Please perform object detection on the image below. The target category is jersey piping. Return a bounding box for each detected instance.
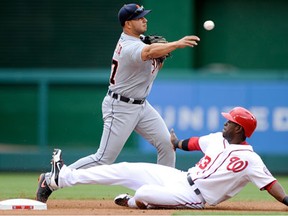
[193,148,253,181]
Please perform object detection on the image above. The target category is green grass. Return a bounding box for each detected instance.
[0,173,287,215]
[0,172,134,200]
[230,176,288,202]
[173,212,287,215]
[1,172,286,201]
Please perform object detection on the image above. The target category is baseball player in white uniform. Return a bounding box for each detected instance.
[66,3,200,170]
[37,107,288,209]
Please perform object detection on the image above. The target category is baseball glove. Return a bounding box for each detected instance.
[140,34,171,63]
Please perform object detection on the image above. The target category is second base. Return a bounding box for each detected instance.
[0,198,47,210]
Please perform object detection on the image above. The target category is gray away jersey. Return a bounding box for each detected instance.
[109,33,162,99]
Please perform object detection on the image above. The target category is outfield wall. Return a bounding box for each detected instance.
[1,1,288,173]
[0,70,287,173]
[1,1,288,70]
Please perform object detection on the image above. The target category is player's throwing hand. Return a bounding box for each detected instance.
[176,35,200,48]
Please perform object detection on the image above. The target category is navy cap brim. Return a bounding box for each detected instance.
[130,10,151,20]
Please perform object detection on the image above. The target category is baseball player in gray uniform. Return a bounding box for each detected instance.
[37,107,288,209]
[67,3,200,169]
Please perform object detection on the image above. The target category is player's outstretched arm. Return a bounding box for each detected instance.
[170,128,182,150]
[170,128,201,151]
[267,181,288,206]
[142,35,200,61]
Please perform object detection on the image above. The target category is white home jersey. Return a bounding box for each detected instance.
[188,132,276,206]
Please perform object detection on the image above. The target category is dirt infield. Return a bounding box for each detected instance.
[0,200,287,215]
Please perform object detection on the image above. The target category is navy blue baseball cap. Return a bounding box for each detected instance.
[118,3,151,27]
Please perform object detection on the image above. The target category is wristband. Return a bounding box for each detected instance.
[283,196,288,206]
[181,139,189,151]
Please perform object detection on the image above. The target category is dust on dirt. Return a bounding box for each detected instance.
[0,200,287,215]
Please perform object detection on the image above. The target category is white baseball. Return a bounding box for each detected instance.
[204,20,215,31]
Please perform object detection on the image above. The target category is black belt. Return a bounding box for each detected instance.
[187,174,201,195]
[108,90,145,105]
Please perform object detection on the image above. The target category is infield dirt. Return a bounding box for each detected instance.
[0,200,287,215]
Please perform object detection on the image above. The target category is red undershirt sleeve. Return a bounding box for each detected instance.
[262,180,277,191]
[181,137,201,151]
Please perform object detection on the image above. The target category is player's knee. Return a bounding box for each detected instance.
[134,185,151,208]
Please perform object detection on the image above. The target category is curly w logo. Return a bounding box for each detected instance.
[227,156,248,173]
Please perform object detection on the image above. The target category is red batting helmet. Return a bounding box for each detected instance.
[221,107,257,138]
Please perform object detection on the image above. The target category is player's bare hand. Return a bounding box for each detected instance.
[170,128,179,150]
[176,35,200,48]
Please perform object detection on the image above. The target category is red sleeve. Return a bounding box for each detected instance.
[262,180,277,191]
[187,137,201,151]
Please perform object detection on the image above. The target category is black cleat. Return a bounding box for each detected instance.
[36,173,52,203]
[114,194,132,207]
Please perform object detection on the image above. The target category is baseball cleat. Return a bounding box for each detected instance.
[36,173,52,203]
[49,148,63,190]
[114,193,132,207]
